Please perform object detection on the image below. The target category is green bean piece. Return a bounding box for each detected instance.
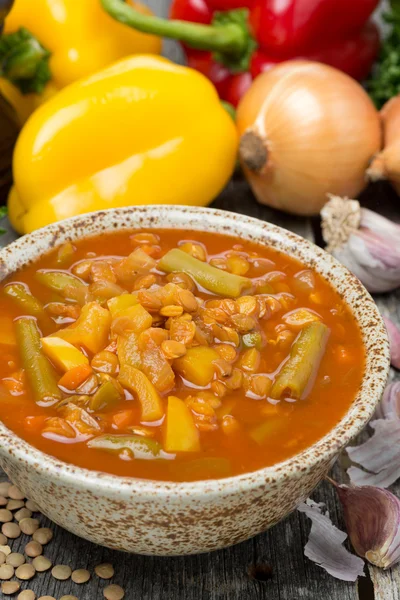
[4,283,53,331]
[271,322,330,400]
[35,270,83,294]
[15,317,62,406]
[87,434,173,460]
[158,249,252,298]
[89,379,123,412]
[242,331,263,349]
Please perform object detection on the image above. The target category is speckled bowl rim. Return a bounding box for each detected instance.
[0,205,390,498]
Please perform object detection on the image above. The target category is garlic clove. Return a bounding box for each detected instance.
[347,418,400,488]
[383,317,400,369]
[321,195,400,293]
[375,381,400,420]
[297,499,365,581]
[333,483,400,570]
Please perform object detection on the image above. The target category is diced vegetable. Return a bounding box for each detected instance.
[88,434,170,460]
[51,302,111,354]
[118,365,164,421]
[113,410,135,429]
[58,364,93,390]
[4,283,52,330]
[41,337,89,372]
[15,318,62,405]
[271,322,330,400]
[164,396,200,452]
[117,333,141,369]
[174,346,219,387]
[89,379,123,412]
[60,402,101,436]
[107,294,138,317]
[111,304,152,335]
[36,270,84,294]
[139,335,175,393]
[158,249,252,298]
[283,308,321,329]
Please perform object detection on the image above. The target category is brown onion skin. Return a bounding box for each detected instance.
[237,61,382,216]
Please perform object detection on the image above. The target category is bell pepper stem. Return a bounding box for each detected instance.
[0,27,51,93]
[101,0,248,57]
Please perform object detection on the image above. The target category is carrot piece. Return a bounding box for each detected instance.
[58,364,93,391]
[113,410,135,430]
[24,415,47,433]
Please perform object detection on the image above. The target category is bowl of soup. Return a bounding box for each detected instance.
[0,206,389,555]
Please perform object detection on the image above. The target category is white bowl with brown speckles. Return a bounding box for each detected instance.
[0,206,390,555]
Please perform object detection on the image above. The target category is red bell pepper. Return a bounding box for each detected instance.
[101,0,380,106]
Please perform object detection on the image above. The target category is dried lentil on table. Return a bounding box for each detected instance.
[25,541,42,558]
[15,508,32,521]
[103,584,125,600]
[95,563,114,579]
[7,486,25,501]
[32,556,52,572]
[6,552,25,567]
[0,545,11,556]
[18,591,36,600]
[2,580,21,595]
[0,551,5,565]
[0,533,7,545]
[2,522,21,538]
[25,501,39,512]
[0,496,8,507]
[32,529,52,545]
[16,563,36,580]
[0,564,14,579]
[51,564,71,580]
[0,509,13,523]
[19,518,40,535]
[60,596,78,600]
[7,500,25,511]
[71,568,90,583]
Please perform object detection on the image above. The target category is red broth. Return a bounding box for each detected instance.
[0,230,364,481]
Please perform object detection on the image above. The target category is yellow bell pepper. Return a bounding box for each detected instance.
[51,302,111,354]
[164,396,200,453]
[0,0,162,125]
[9,55,237,235]
[173,346,220,387]
[118,364,164,421]
[40,337,89,372]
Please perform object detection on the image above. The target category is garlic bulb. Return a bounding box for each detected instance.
[383,317,400,369]
[375,381,400,420]
[334,482,400,570]
[321,195,400,293]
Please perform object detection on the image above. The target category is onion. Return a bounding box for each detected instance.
[368,95,400,194]
[236,61,381,215]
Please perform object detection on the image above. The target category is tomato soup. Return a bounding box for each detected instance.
[0,230,364,481]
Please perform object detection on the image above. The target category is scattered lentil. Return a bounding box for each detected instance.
[14,508,32,522]
[2,522,21,539]
[25,541,43,558]
[0,545,11,556]
[32,556,51,572]
[0,564,14,580]
[17,591,36,600]
[0,497,8,507]
[51,564,71,580]
[1,580,20,595]
[71,568,90,584]
[0,533,7,545]
[6,553,25,568]
[60,596,78,600]
[0,510,13,523]
[0,483,10,496]
[95,563,114,579]
[19,518,39,536]
[0,551,5,565]
[7,500,25,511]
[103,584,125,600]
[32,529,53,545]
[7,487,24,501]
[15,564,35,580]
[24,501,39,513]
[37,597,55,600]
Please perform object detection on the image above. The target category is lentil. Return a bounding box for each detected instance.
[15,564,35,580]
[6,553,25,568]
[95,563,114,579]
[0,510,13,523]
[51,564,71,580]
[14,508,32,522]
[24,501,39,513]
[103,584,125,600]
[18,591,36,600]
[37,597,56,600]
[1,581,20,595]
[7,487,24,501]
[0,564,14,579]
[32,556,51,573]
[25,541,43,558]
[71,568,90,584]
[0,545,11,556]
[0,534,6,545]
[0,497,8,507]
[0,551,5,565]
[60,597,78,600]
[19,518,39,536]
[2,523,21,539]
[32,529,53,545]
[7,500,25,511]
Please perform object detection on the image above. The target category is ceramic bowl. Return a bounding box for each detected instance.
[0,206,390,556]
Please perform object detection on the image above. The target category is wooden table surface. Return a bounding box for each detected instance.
[0,1,399,597]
